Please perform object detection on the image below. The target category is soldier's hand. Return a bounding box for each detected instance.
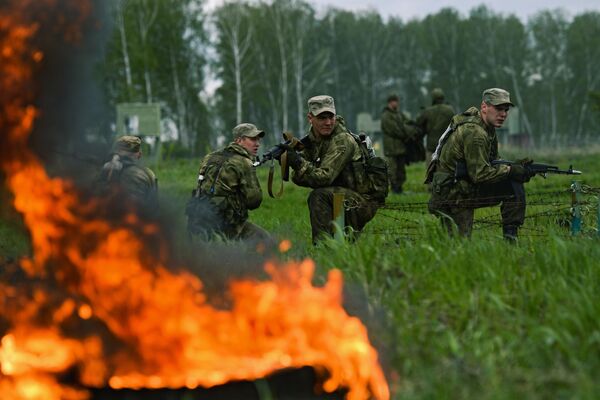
[508,164,532,183]
[517,158,534,166]
[280,144,303,169]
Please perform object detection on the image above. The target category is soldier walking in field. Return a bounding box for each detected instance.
[426,88,532,240]
[416,88,455,167]
[98,135,158,210]
[284,95,387,243]
[380,94,419,194]
[185,123,271,243]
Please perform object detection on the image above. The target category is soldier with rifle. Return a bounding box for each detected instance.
[426,88,580,241]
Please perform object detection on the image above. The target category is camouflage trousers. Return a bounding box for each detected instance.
[307,187,379,244]
[235,221,273,245]
[433,179,526,237]
[386,155,406,193]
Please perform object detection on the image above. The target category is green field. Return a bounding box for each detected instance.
[2,150,600,399]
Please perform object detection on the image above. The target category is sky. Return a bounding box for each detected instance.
[204,0,600,21]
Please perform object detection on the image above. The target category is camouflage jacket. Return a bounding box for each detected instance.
[197,142,262,228]
[416,103,455,152]
[432,107,510,202]
[292,116,365,191]
[380,106,416,156]
[98,155,158,207]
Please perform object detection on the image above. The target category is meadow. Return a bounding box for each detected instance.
[1,149,600,399]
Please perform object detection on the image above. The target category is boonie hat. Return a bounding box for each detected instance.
[308,95,336,116]
[233,123,265,139]
[482,88,514,107]
[387,94,400,103]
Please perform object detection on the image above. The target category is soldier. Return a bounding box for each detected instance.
[98,135,158,209]
[426,88,531,240]
[380,94,418,194]
[286,95,384,243]
[186,123,270,243]
[416,88,454,166]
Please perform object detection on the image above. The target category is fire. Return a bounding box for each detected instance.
[0,1,390,400]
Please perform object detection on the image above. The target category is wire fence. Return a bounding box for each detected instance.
[363,183,600,239]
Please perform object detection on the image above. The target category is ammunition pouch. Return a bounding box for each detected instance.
[428,171,454,214]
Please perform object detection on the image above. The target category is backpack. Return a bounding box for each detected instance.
[349,131,389,203]
[185,150,237,237]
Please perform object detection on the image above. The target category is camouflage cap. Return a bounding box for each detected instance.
[431,88,445,100]
[308,95,336,116]
[232,123,265,139]
[387,93,400,103]
[115,135,142,153]
[482,88,514,107]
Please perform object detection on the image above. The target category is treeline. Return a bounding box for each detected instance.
[99,0,600,153]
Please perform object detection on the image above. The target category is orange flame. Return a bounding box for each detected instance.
[0,2,390,400]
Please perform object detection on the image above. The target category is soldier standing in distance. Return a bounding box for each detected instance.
[285,95,382,243]
[416,88,454,167]
[380,94,418,194]
[98,135,158,210]
[426,88,532,241]
[188,123,271,243]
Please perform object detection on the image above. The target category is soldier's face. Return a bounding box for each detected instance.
[388,100,399,110]
[308,112,336,137]
[237,136,261,156]
[481,102,510,128]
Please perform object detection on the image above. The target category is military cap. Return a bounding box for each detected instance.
[387,94,400,103]
[308,95,336,116]
[232,123,265,139]
[482,88,514,107]
[431,88,445,100]
[115,135,142,153]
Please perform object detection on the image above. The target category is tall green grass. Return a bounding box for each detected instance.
[1,152,599,399]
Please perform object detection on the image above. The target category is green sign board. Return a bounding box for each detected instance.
[116,103,161,137]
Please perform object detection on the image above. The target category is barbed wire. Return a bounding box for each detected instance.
[363,186,600,238]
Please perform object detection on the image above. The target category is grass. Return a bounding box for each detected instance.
[2,151,600,399]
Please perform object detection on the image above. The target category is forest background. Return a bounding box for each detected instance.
[98,0,600,157]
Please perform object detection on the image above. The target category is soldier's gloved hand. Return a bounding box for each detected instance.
[285,150,303,170]
[508,164,532,183]
[517,158,534,166]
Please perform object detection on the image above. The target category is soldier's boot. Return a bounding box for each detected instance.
[502,225,518,243]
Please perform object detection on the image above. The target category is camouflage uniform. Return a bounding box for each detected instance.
[98,135,158,210]
[427,94,526,238]
[291,96,381,243]
[380,97,417,193]
[416,88,455,165]
[192,125,269,242]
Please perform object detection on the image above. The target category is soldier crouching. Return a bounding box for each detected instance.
[186,123,271,244]
[426,88,531,240]
[285,95,386,243]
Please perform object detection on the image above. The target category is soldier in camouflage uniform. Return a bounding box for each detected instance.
[98,135,158,209]
[189,123,270,242]
[380,94,418,194]
[426,88,531,240]
[416,88,455,166]
[287,95,381,243]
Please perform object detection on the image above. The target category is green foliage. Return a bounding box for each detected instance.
[2,150,600,398]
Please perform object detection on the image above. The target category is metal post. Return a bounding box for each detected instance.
[332,192,345,241]
[597,194,600,237]
[571,180,582,236]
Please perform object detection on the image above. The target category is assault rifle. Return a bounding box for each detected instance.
[491,160,582,177]
[255,132,311,198]
[257,132,310,166]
